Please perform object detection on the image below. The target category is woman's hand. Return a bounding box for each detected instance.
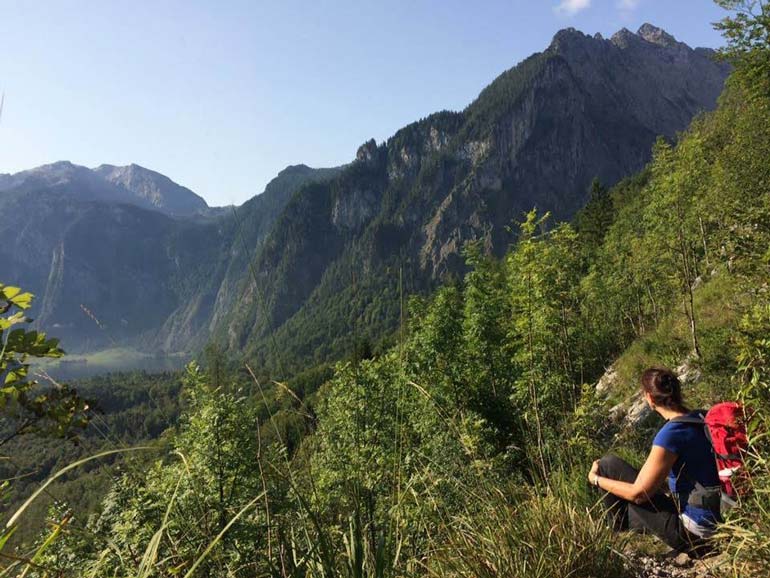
[592,447,676,504]
[588,459,600,484]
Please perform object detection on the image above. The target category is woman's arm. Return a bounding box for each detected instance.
[589,446,677,504]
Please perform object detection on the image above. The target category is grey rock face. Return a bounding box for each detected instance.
[602,356,704,429]
[355,139,379,163]
[0,161,209,217]
[637,23,679,48]
[94,163,208,216]
[595,363,619,396]
[332,188,379,231]
[416,24,729,276]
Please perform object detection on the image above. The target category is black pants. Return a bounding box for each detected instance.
[597,454,707,555]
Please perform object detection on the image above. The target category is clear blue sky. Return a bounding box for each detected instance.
[0,0,728,206]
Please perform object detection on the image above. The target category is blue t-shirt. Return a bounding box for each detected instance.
[653,411,721,528]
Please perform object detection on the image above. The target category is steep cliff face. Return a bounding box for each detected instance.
[153,164,344,352]
[0,24,731,366]
[415,25,729,276]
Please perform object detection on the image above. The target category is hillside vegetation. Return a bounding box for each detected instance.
[0,372,184,547]
[2,2,770,577]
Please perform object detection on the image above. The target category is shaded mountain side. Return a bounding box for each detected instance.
[152,164,345,352]
[0,164,340,351]
[213,24,730,373]
[0,192,226,349]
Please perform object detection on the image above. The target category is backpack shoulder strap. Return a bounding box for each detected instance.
[670,412,740,460]
[670,412,716,449]
[670,415,705,425]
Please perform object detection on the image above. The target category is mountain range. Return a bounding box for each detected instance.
[0,161,209,217]
[1,24,730,373]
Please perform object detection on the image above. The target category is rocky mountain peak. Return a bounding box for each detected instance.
[27,160,85,179]
[637,23,679,48]
[608,23,683,50]
[356,139,378,163]
[279,164,311,174]
[42,160,77,170]
[0,160,97,191]
[609,27,637,47]
[94,163,208,216]
[551,23,684,57]
[0,161,208,217]
[549,27,593,52]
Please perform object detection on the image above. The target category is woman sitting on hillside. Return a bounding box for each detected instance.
[588,367,721,555]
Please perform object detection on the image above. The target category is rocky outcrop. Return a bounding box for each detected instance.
[332,188,379,231]
[355,139,379,163]
[627,549,729,578]
[597,356,704,428]
[637,23,680,48]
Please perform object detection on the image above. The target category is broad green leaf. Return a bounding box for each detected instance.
[0,311,28,330]
[1,286,20,299]
[6,446,158,528]
[1,286,33,310]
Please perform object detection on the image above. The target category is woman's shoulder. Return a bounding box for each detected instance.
[654,412,707,447]
[653,420,678,451]
[653,415,696,451]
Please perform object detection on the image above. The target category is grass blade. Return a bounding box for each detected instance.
[181,492,264,578]
[6,446,157,528]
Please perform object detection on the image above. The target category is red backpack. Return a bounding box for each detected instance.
[704,402,749,498]
[674,402,749,499]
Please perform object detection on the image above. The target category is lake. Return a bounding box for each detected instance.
[30,348,192,381]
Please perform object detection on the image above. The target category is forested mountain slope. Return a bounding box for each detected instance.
[0,24,728,372]
[213,24,730,373]
[4,4,770,576]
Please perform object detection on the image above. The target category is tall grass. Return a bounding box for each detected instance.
[427,481,631,578]
[715,302,770,576]
[0,447,157,577]
[0,381,636,578]
[716,444,770,577]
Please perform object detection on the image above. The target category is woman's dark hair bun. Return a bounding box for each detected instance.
[640,367,686,412]
[658,373,676,393]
